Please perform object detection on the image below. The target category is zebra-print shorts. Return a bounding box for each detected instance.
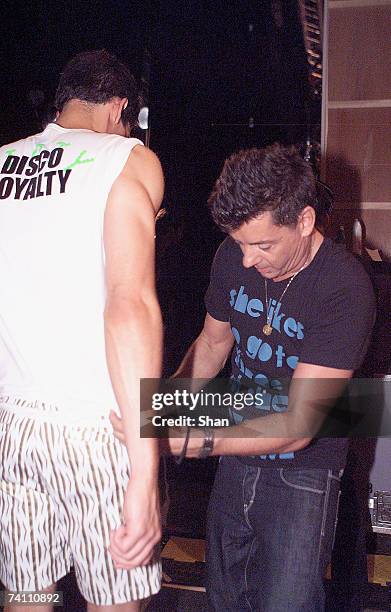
[0,407,161,605]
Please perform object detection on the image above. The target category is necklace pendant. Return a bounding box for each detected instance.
[262,323,273,336]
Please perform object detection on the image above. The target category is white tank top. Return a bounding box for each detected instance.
[0,123,143,425]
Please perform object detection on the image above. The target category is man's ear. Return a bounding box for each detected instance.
[298,206,316,237]
[111,97,128,125]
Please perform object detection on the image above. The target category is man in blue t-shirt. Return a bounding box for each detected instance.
[169,145,375,611]
[112,144,375,611]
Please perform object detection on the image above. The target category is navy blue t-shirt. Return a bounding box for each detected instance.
[205,236,376,469]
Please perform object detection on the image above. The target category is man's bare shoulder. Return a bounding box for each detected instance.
[122,145,162,179]
[118,145,164,211]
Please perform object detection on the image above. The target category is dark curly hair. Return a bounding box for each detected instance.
[55,50,140,129]
[208,143,316,232]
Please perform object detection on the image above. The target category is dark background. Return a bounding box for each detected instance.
[0,0,314,367]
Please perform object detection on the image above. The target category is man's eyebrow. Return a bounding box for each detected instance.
[249,240,275,246]
[234,238,277,246]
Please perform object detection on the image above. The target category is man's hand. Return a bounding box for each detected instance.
[166,427,205,457]
[110,410,204,458]
[109,478,161,569]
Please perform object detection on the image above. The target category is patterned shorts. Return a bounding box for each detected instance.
[0,407,161,605]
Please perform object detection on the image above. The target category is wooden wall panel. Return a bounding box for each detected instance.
[323,1,391,261]
[326,108,391,204]
[329,5,391,101]
[327,108,391,166]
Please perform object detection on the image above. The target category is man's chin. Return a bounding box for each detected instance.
[255,267,275,278]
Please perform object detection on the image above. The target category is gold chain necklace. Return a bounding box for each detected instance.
[262,264,306,336]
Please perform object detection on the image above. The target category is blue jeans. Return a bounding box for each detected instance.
[206,457,342,612]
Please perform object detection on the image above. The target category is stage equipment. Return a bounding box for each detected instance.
[138,48,151,146]
[371,490,391,531]
[297,0,323,99]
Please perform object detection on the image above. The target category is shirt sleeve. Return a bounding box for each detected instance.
[204,239,232,322]
[299,275,376,370]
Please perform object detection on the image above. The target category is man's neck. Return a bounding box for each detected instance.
[55,101,105,133]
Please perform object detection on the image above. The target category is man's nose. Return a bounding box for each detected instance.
[242,245,260,268]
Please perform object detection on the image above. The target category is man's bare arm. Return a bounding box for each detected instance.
[173,314,234,380]
[110,310,352,460]
[109,313,234,444]
[182,362,353,457]
[171,317,350,457]
[104,146,163,568]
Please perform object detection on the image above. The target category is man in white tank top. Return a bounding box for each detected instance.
[0,50,164,611]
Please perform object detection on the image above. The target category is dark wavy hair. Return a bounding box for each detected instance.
[55,50,140,129]
[208,143,316,232]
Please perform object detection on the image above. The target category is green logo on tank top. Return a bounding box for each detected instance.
[65,150,95,171]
